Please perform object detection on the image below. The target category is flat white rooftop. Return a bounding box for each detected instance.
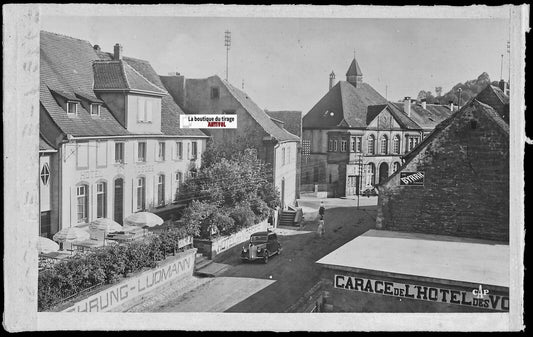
[317,230,509,288]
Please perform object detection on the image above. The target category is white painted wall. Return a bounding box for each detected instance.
[59,137,206,229]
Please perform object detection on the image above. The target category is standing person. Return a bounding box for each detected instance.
[317,215,325,237]
[318,201,326,218]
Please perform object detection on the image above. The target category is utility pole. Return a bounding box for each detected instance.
[224,30,231,81]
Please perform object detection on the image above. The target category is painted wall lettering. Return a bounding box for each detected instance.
[399,171,425,186]
[333,275,508,312]
[62,250,195,312]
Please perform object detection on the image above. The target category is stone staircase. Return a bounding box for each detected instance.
[279,209,297,227]
[194,252,230,277]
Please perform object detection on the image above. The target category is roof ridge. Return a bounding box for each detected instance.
[41,30,93,45]
[120,61,131,89]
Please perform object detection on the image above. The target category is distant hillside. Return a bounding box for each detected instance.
[415,72,506,105]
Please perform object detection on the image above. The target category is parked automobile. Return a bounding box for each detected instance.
[241,230,282,264]
[362,187,378,197]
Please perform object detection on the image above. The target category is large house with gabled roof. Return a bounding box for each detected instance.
[161,74,300,209]
[39,31,209,238]
[302,57,453,197]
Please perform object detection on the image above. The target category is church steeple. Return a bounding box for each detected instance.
[346,57,363,87]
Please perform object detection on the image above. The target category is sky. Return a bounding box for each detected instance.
[42,16,510,115]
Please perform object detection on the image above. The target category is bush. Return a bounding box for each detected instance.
[229,205,256,230]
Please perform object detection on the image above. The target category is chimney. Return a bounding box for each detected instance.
[421,98,427,110]
[93,45,101,52]
[329,71,336,90]
[403,97,411,117]
[113,43,123,60]
[449,100,455,111]
[499,79,506,92]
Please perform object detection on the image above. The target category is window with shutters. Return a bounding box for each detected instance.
[76,184,89,223]
[96,182,107,218]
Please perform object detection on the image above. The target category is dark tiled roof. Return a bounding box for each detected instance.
[219,78,299,142]
[75,92,103,103]
[39,135,57,151]
[390,102,453,129]
[40,31,206,138]
[264,110,302,138]
[50,89,79,101]
[385,103,423,129]
[475,84,510,123]
[93,60,166,95]
[346,57,363,76]
[303,81,387,128]
[40,31,131,137]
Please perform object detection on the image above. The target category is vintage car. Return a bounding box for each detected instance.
[241,231,282,264]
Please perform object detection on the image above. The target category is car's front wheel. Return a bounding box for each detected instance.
[263,251,269,264]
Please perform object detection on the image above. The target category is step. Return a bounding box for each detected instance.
[195,258,213,271]
[194,262,230,277]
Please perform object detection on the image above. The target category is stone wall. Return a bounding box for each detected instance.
[194,220,269,259]
[377,102,509,242]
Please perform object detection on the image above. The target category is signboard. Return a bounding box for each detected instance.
[334,275,509,312]
[399,171,425,186]
[62,251,195,312]
[180,114,237,129]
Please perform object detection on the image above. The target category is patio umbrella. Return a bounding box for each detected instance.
[89,218,123,233]
[52,226,90,243]
[124,212,164,228]
[37,236,59,253]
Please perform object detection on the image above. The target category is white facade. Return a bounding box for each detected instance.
[59,137,206,228]
[274,141,298,209]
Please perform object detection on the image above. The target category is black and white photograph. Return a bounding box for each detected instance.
[3,3,527,332]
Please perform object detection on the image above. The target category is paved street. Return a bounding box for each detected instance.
[140,199,377,312]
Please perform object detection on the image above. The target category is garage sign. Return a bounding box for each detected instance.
[334,275,509,311]
[400,171,424,186]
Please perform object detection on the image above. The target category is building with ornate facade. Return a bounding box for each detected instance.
[301,57,453,197]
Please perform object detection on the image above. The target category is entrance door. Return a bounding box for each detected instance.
[347,175,358,196]
[114,178,124,225]
[379,163,389,184]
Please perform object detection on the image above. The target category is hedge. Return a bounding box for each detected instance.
[38,226,190,311]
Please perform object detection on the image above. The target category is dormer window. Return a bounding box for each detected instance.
[67,101,78,115]
[90,103,101,116]
[137,97,153,123]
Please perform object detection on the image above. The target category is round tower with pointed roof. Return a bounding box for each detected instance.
[346,57,363,87]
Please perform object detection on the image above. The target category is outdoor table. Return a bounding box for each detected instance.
[39,251,72,260]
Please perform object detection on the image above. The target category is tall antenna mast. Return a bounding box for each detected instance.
[507,40,510,83]
[224,30,231,81]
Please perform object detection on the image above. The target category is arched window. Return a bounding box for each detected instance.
[136,177,146,211]
[96,182,107,218]
[174,172,182,202]
[76,184,89,223]
[157,174,166,206]
[393,162,401,173]
[367,135,375,155]
[380,135,388,154]
[393,136,401,154]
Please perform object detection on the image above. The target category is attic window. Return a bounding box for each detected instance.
[90,103,101,116]
[67,101,78,115]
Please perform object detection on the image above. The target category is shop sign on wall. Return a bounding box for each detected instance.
[334,275,509,311]
[399,171,424,186]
